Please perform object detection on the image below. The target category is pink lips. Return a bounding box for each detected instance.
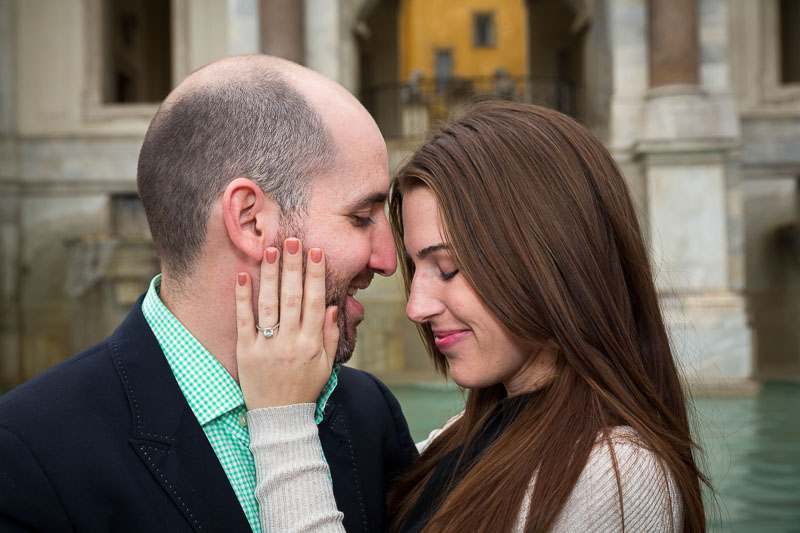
[433,330,470,350]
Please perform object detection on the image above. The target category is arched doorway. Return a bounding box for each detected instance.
[526,0,587,120]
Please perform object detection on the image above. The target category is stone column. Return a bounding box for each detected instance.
[259,0,304,64]
[305,0,341,83]
[228,0,260,56]
[635,0,752,388]
[648,0,698,87]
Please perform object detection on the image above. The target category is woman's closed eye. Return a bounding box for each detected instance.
[440,269,459,281]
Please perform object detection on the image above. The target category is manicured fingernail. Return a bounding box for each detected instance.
[286,238,300,255]
[265,248,278,264]
[332,307,339,322]
[237,273,247,286]
[310,248,323,263]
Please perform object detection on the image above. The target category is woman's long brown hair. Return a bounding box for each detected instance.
[387,102,708,532]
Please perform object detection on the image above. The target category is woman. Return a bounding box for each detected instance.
[236,101,708,532]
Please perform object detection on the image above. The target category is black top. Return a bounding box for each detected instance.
[402,392,537,532]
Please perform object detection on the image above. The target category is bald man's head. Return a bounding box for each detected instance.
[137,55,344,279]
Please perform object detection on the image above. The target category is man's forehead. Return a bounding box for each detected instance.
[309,173,389,210]
[309,145,389,203]
[321,100,388,172]
[310,103,389,211]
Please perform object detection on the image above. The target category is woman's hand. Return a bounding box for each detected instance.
[235,238,339,410]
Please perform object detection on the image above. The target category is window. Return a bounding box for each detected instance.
[103,0,172,103]
[780,0,800,83]
[473,12,495,48]
[435,49,453,93]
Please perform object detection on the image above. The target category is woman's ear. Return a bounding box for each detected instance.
[222,178,280,261]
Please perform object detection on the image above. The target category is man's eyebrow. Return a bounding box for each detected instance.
[416,243,450,259]
[345,192,388,210]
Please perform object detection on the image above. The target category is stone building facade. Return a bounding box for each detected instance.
[1,0,798,390]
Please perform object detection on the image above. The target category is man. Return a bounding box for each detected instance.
[0,56,416,532]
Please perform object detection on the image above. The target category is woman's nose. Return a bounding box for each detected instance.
[405,276,443,323]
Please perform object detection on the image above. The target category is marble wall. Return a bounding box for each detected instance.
[607,0,648,151]
[730,0,800,379]
[648,162,728,292]
[228,0,260,55]
[305,0,341,85]
[0,0,431,387]
[663,292,751,386]
[0,0,237,386]
[742,176,800,378]
[609,0,753,384]
[3,0,798,389]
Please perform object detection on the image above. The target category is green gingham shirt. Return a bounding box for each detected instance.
[142,275,339,532]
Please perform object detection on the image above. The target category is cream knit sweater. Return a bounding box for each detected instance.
[248,406,683,533]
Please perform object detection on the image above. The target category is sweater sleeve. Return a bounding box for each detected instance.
[550,431,683,533]
[247,404,345,533]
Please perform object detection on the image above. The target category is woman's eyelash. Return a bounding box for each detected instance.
[440,269,459,281]
[350,215,375,227]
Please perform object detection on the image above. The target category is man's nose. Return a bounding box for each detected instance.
[368,215,397,277]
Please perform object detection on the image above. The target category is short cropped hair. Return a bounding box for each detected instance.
[137,66,334,279]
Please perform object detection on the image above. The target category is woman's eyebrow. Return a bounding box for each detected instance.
[416,243,450,259]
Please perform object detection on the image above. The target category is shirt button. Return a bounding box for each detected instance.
[239,413,248,427]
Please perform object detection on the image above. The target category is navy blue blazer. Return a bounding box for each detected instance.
[0,296,417,532]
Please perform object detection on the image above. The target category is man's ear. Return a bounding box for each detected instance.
[222,178,280,261]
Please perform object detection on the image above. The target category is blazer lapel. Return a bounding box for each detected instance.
[110,299,251,532]
[319,401,371,532]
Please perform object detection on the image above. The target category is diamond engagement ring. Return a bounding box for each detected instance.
[255,323,280,338]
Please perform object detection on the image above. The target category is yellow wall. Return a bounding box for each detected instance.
[399,0,527,82]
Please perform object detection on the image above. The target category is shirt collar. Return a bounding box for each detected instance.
[141,274,339,426]
[142,275,243,425]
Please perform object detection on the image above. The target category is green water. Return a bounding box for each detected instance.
[388,381,800,533]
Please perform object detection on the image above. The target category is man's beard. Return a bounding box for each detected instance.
[273,223,371,364]
[328,269,373,364]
